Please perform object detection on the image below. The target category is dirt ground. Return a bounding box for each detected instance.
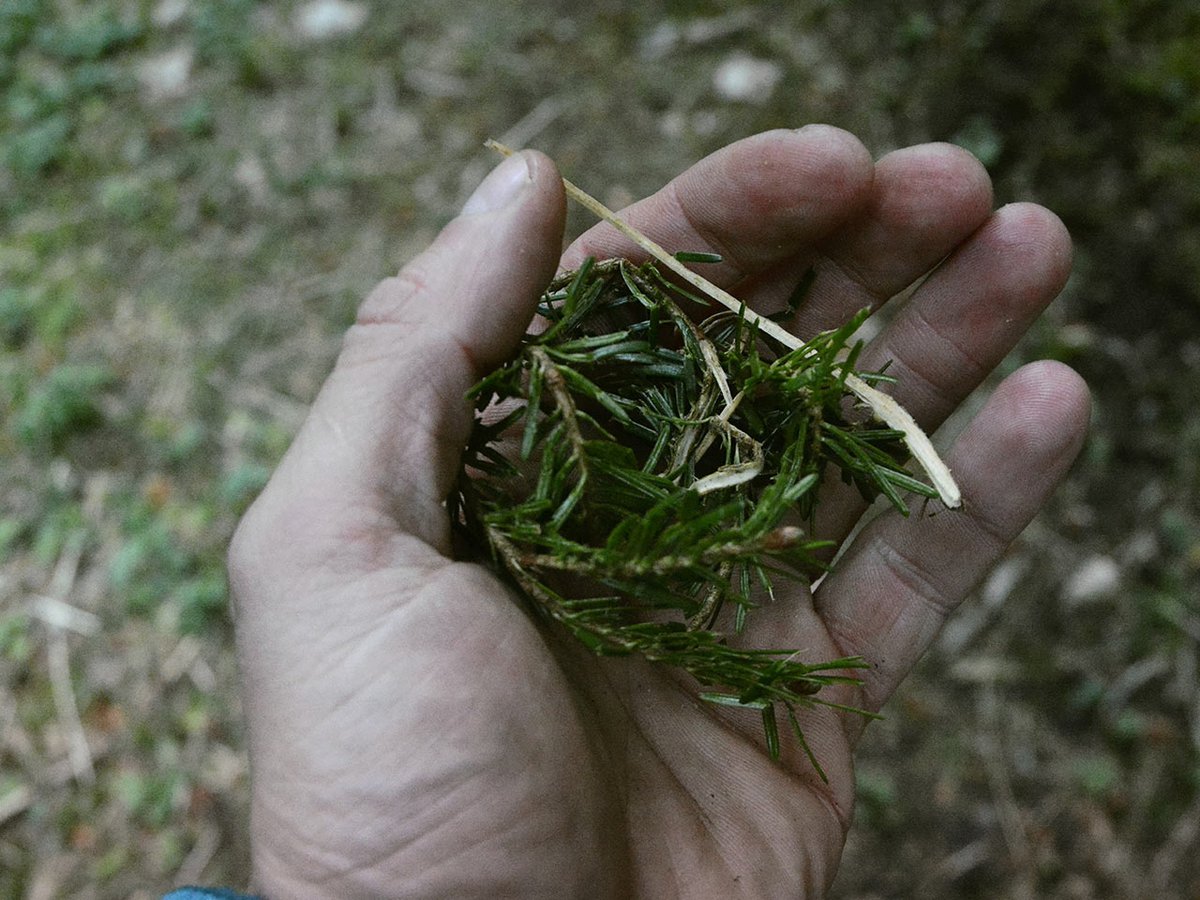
[2,1,1198,897]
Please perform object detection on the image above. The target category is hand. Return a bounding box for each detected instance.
[228,127,1089,898]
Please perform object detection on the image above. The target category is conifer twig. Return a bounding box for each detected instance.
[455,143,960,771]
[486,139,961,509]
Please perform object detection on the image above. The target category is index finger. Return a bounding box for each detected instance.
[560,125,875,288]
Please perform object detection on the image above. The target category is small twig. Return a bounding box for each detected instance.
[487,139,961,509]
[518,529,806,579]
[920,839,991,888]
[47,633,94,785]
[693,389,746,461]
[175,822,221,886]
[688,561,734,631]
[38,531,95,785]
[691,419,763,496]
[30,594,101,635]
[46,529,86,598]
[498,98,564,154]
[669,372,720,474]
[530,346,587,459]
[0,782,33,827]
[487,526,638,655]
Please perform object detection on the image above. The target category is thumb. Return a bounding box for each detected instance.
[257,151,566,552]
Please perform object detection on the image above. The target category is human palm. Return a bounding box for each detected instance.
[229,127,1088,898]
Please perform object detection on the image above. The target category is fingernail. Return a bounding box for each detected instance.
[461,153,532,215]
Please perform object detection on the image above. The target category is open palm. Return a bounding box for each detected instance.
[228,127,1088,898]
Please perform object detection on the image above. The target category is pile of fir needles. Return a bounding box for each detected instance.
[452,254,946,770]
[452,143,960,771]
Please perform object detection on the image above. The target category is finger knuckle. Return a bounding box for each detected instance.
[355,260,435,328]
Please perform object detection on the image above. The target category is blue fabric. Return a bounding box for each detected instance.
[163,889,260,900]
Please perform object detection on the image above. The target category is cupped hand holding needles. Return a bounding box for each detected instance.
[229,126,1088,897]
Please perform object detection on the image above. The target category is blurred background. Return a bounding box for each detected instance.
[1,0,1198,896]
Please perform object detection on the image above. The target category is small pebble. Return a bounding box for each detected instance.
[138,47,193,102]
[295,0,368,41]
[1062,555,1121,605]
[152,0,189,29]
[713,54,783,104]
